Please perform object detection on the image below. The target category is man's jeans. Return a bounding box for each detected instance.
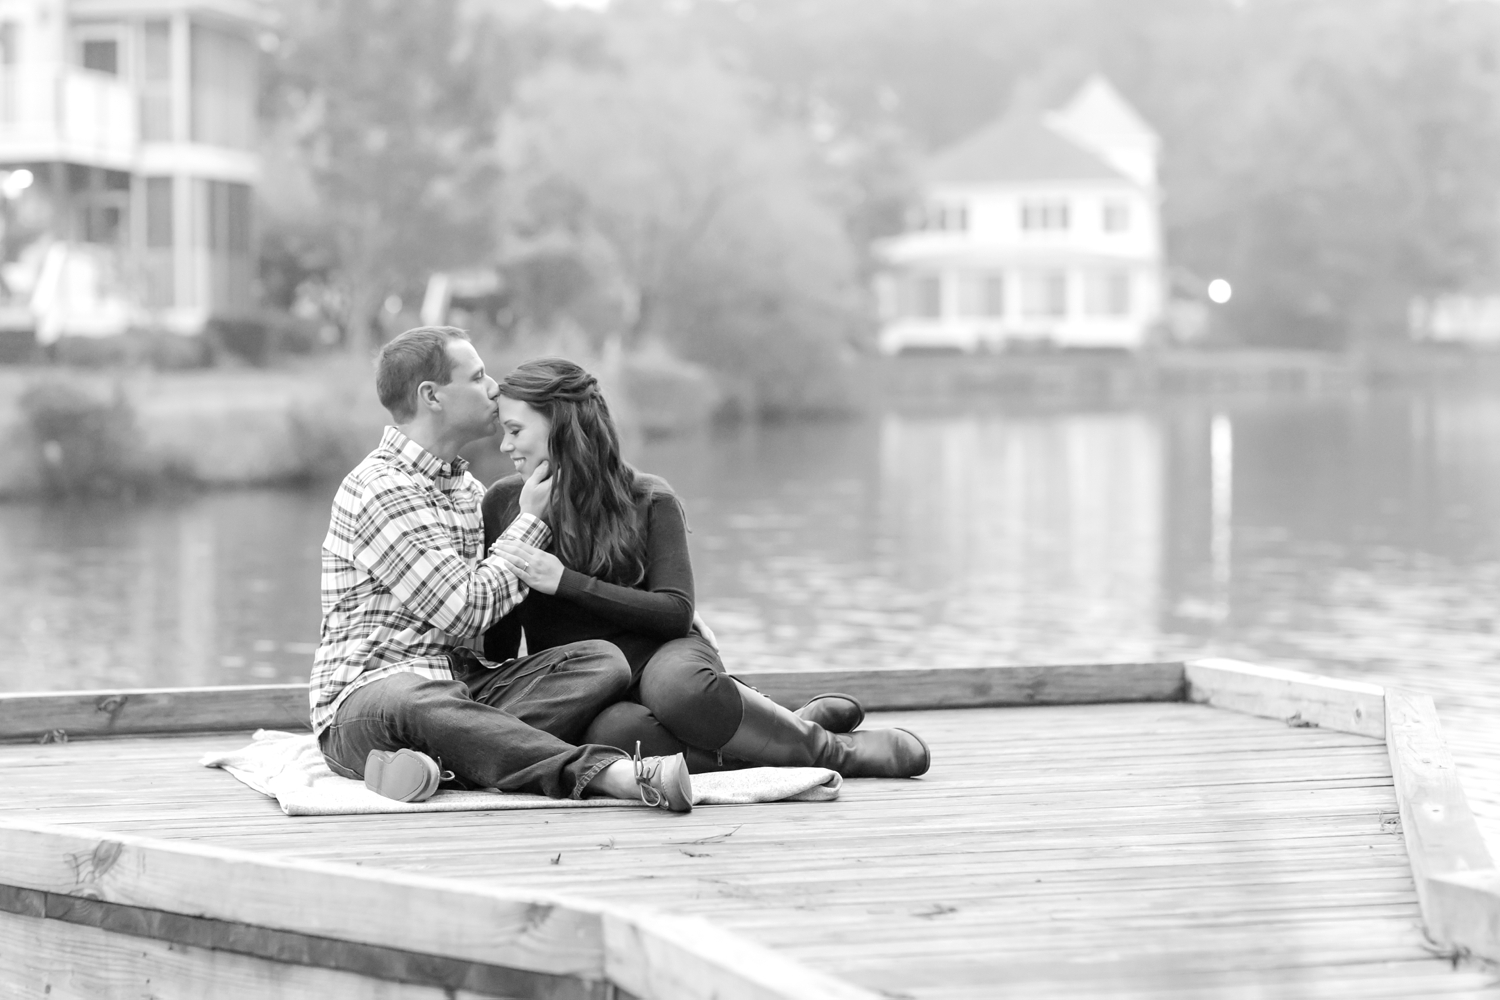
[319,640,631,799]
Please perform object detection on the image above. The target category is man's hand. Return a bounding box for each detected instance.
[691,610,719,651]
[518,459,552,519]
[493,539,564,595]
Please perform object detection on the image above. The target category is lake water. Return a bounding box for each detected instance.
[2,389,1496,845]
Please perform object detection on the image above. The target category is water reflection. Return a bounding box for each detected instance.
[0,491,325,690]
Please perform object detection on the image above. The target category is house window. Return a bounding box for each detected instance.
[957,273,1004,318]
[1021,271,1068,318]
[145,178,173,247]
[1020,200,1069,232]
[917,201,968,233]
[1103,201,1131,232]
[144,177,174,307]
[142,20,172,141]
[191,21,257,149]
[897,273,943,319]
[1,23,17,122]
[1084,271,1132,317]
[81,38,120,75]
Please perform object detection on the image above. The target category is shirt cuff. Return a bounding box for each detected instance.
[498,511,551,550]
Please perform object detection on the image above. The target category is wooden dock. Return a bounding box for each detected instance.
[1,659,1498,999]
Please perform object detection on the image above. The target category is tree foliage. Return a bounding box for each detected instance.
[501,22,864,414]
[265,0,511,347]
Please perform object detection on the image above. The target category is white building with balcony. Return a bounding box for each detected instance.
[875,76,1165,354]
[0,0,263,342]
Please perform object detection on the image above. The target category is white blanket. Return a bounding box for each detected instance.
[201,730,841,816]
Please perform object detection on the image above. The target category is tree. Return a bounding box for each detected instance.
[501,22,865,414]
[265,0,510,348]
[1177,0,1500,346]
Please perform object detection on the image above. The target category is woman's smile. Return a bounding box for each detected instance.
[497,396,553,478]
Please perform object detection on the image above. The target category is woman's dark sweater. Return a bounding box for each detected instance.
[480,473,695,674]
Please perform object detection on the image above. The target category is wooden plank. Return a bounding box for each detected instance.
[0,701,1484,999]
[0,883,608,1000]
[0,906,494,1000]
[733,662,1187,711]
[1185,657,1386,737]
[0,664,1188,741]
[1385,689,1500,964]
[0,819,609,979]
[0,685,309,742]
[602,909,874,1000]
[0,819,879,1000]
[1426,869,1500,965]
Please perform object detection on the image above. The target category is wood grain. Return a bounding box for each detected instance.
[0,819,880,1000]
[0,685,310,741]
[734,662,1187,710]
[1426,869,1500,964]
[1185,657,1386,737]
[1384,689,1500,963]
[0,905,500,1000]
[0,882,608,999]
[0,820,611,978]
[0,663,1189,742]
[0,699,1493,998]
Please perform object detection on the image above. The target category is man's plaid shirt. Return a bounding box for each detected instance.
[310,426,549,734]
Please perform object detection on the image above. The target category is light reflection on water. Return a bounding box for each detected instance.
[1,390,1496,843]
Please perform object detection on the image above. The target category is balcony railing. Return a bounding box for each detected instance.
[0,65,138,167]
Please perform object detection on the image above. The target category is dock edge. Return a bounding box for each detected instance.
[0,818,878,1000]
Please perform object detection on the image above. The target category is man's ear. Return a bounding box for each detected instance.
[416,380,442,412]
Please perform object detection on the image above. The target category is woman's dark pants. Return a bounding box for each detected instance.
[585,634,748,772]
[319,639,631,799]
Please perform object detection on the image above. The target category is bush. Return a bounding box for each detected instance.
[17,378,160,496]
[206,317,272,366]
[50,330,213,370]
[621,345,722,435]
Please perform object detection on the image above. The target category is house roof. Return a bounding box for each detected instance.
[923,112,1131,187]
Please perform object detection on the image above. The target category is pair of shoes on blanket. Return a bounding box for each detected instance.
[363,746,694,812]
[364,749,454,802]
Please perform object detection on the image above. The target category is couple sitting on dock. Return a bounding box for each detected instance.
[309,326,930,814]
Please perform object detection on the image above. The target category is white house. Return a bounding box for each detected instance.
[0,0,264,342]
[875,75,1165,354]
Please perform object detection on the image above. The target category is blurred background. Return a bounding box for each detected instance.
[0,0,1496,843]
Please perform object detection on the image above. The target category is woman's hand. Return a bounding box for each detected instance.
[691,610,719,651]
[518,460,553,519]
[493,539,564,595]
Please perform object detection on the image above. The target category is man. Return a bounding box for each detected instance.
[311,325,690,811]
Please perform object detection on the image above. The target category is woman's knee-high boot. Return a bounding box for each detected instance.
[718,685,929,778]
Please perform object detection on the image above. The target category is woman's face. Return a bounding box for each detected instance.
[498,397,552,478]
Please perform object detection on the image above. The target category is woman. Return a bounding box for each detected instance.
[480,358,929,778]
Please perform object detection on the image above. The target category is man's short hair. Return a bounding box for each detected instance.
[375,326,471,421]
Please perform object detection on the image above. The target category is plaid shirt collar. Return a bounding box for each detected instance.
[378,425,469,487]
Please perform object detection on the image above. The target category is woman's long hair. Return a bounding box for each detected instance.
[497,358,653,585]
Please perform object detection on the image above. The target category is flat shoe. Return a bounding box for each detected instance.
[364,748,452,802]
[633,744,693,813]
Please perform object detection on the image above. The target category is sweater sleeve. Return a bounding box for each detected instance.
[480,476,526,663]
[552,492,695,639]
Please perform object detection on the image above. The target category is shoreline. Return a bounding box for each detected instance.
[3,347,1497,498]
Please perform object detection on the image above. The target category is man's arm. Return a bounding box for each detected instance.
[350,475,550,636]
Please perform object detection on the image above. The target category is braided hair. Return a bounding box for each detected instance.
[497,358,654,585]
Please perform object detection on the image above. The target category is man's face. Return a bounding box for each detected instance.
[432,340,499,443]
[498,396,552,478]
